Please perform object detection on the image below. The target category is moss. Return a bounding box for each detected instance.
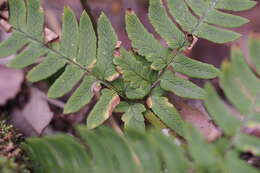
[0,121,30,173]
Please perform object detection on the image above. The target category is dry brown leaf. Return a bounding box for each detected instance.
[44,27,59,43]
[10,88,53,136]
[0,19,12,32]
[176,102,221,142]
[0,66,24,106]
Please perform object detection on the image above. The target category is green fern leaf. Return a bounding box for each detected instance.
[126,131,161,173]
[125,86,150,99]
[26,51,66,82]
[184,124,221,172]
[0,32,30,58]
[204,84,241,136]
[46,7,84,98]
[249,33,260,75]
[151,130,190,173]
[47,65,84,98]
[8,43,47,68]
[111,78,150,99]
[24,125,260,173]
[220,61,252,114]
[160,71,205,99]
[114,48,157,89]
[121,103,146,133]
[185,0,248,28]
[216,0,257,11]
[166,0,249,43]
[93,13,119,81]
[149,96,184,136]
[26,0,44,39]
[87,89,120,129]
[202,38,260,169]
[2,0,104,115]
[9,0,26,28]
[172,54,220,79]
[77,127,117,173]
[24,134,92,173]
[125,11,171,70]
[148,0,185,49]
[220,46,260,114]
[60,7,79,57]
[78,11,97,68]
[64,76,97,114]
[95,127,140,173]
[236,134,260,156]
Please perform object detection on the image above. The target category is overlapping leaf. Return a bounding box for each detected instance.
[0,0,124,118]
[24,125,260,173]
[126,0,254,73]
[114,48,157,89]
[120,103,146,133]
[204,36,260,160]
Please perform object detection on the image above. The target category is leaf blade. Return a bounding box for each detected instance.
[149,96,184,136]
[64,76,96,114]
[87,89,120,129]
[161,71,205,99]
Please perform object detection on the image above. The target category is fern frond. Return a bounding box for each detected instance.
[24,125,260,173]
[1,0,124,118]
[126,0,254,72]
[125,11,172,71]
[167,0,243,43]
[125,0,250,102]
[0,0,257,131]
[204,35,260,157]
[149,0,185,49]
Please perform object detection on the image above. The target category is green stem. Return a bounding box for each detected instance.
[13,27,126,99]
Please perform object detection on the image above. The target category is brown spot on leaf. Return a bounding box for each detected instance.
[107,95,120,119]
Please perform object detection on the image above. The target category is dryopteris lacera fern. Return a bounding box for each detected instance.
[23,124,259,173]
[0,0,257,131]
[23,35,260,173]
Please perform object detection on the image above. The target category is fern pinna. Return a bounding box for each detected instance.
[0,0,257,133]
[23,33,260,173]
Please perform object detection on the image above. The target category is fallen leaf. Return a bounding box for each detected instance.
[167,93,221,141]
[44,27,59,43]
[0,66,23,106]
[176,102,221,142]
[0,19,12,32]
[10,88,53,136]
